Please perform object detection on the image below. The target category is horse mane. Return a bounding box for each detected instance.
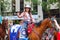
[35,20,43,27]
[41,18,50,25]
[35,18,50,27]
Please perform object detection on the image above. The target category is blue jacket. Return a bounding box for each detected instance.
[10,24,21,40]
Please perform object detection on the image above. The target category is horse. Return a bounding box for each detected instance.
[0,19,8,40]
[28,18,56,40]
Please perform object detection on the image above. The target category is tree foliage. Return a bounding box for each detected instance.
[25,0,38,4]
[42,0,58,11]
[25,0,58,11]
[0,0,10,13]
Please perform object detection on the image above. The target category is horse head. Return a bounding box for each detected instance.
[47,18,54,28]
[43,18,55,28]
[2,19,8,29]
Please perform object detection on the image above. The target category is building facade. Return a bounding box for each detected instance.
[0,0,60,23]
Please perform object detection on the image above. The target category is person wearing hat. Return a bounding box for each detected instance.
[17,5,35,37]
[17,5,35,23]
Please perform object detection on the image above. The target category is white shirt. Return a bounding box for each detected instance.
[25,12,31,21]
[10,24,21,33]
[54,19,60,31]
[19,12,35,22]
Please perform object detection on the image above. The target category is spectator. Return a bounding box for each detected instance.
[45,33,49,40]
[9,21,13,27]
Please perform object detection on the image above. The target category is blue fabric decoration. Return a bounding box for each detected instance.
[0,16,2,24]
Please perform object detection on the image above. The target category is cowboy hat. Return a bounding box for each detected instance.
[25,5,31,8]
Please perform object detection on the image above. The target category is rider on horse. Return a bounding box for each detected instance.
[17,4,35,37]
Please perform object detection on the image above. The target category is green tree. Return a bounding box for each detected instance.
[41,0,58,15]
[0,0,10,16]
[25,0,59,16]
[25,0,39,14]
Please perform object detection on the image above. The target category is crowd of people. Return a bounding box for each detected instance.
[42,17,60,40]
[42,28,54,40]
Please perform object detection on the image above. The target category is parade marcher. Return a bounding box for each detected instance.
[17,4,35,37]
[45,33,49,40]
[8,21,22,40]
[19,20,28,40]
[53,18,60,40]
[9,21,13,28]
[17,4,35,27]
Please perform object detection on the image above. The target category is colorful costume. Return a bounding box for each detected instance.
[10,24,21,40]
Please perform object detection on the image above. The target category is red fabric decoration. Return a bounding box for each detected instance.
[57,32,60,40]
[27,23,35,34]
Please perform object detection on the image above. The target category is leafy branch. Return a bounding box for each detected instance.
[0,0,10,12]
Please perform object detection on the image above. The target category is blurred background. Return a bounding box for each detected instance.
[0,0,60,40]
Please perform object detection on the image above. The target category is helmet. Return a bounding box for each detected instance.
[25,5,31,8]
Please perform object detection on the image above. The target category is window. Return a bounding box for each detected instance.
[32,3,38,15]
[20,0,24,13]
[32,0,38,15]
